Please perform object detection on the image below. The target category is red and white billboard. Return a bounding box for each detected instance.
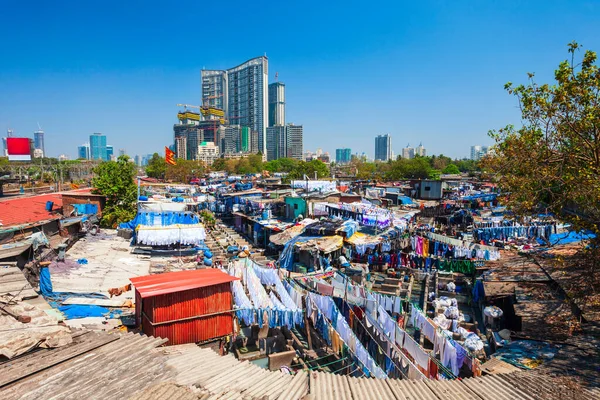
[7,137,32,161]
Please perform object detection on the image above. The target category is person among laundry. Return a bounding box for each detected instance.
[339,254,351,268]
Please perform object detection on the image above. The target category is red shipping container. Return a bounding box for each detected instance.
[131,269,239,345]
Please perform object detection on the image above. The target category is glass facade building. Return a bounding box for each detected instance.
[375,134,392,161]
[90,133,107,161]
[202,57,269,154]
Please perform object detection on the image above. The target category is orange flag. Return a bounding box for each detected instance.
[165,146,176,165]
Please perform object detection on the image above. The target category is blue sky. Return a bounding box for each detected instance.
[1,1,599,159]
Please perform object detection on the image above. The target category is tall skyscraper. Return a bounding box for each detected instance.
[415,142,426,157]
[34,130,45,157]
[223,126,241,154]
[268,82,285,127]
[118,148,126,156]
[90,133,107,161]
[107,145,114,161]
[336,148,352,164]
[266,124,303,161]
[374,134,392,161]
[77,143,90,159]
[286,125,303,161]
[201,70,227,113]
[134,155,141,166]
[202,56,268,154]
[266,126,285,161]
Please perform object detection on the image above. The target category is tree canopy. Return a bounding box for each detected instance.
[287,159,330,180]
[145,153,167,179]
[486,42,600,233]
[486,42,600,317]
[92,155,137,228]
[166,159,204,183]
[264,158,300,173]
[210,154,264,175]
[442,163,461,175]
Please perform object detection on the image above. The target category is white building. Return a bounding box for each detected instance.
[402,145,415,159]
[197,142,219,165]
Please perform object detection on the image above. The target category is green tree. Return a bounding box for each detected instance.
[287,159,330,180]
[145,153,167,179]
[442,163,461,174]
[264,158,300,173]
[487,42,600,315]
[487,42,600,230]
[166,159,203,183]
[431,154,452,170]
[247,153,264,173]
[92,155,137,228]
[264,159,282,173]
[455,159,479,173]
[386,158,432,180]
[212,158,226,171]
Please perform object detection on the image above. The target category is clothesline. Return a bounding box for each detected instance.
[346,299,425,380]
[408,303,481,377]
[229,273,303,329]
[426,231,500,256]
[307,292,387,379]
[365,292,435,378]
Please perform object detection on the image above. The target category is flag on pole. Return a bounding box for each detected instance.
[165,146,176,165]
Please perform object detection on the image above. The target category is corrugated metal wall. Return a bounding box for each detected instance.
[137,282,234,345]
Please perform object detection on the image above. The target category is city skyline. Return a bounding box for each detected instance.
[1,2,599,160]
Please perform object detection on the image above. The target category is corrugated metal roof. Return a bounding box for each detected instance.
[6,328,595,400]
[307,365,600,400]
[128,382,199,400]
[0,193,62,228]
[131,269,239,298]
[462,374,536,400]
[1,331,171,400]
[160,345,306,400]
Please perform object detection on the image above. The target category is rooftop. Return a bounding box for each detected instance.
[0,193,62,228]
[130,268,238,298]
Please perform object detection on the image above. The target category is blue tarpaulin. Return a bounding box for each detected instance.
[398,196,415,205]
[72,203,99,215]
[40,267,118,320]
[58,305,117,319]
[39,267,53,295]
[539,230,596,246]
[462,193,498,202]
